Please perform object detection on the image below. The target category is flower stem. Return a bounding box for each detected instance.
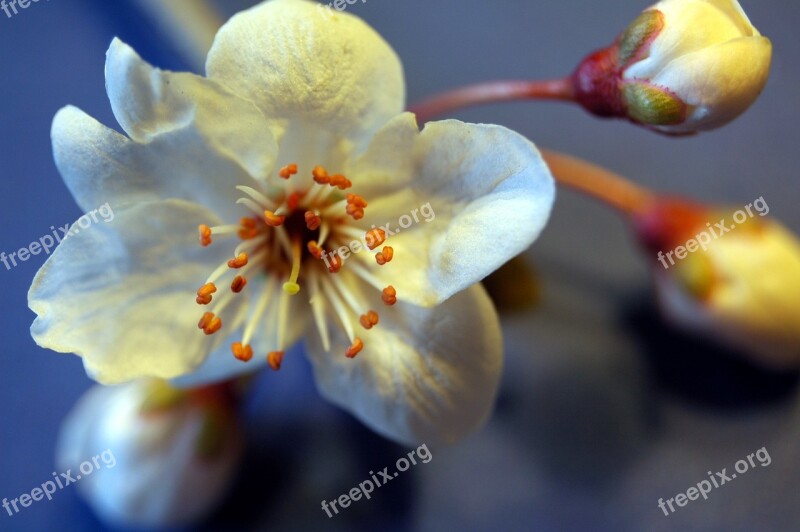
[540,150,656,216]
[409,79,575,123]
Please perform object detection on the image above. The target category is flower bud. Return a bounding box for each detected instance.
[572,0,772,134]
[633,198,800,368]
[57,380,244,528]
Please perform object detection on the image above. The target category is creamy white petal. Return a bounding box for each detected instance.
[650,36,772,133]
[349,114,555,306]
[106,38,278,181]
[205,0,404,147]
[306,284,503,446]
[52,105,273,222]
[28,200,243,384]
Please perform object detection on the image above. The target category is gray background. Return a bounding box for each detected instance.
[0,0,798,530]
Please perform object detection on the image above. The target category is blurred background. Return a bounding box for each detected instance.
[1,0,798,530]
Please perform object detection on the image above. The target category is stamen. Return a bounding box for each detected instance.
[236,185,275,209]
[279,163,298,179]
[286,192,303,211]
[329,174,352,190]
[321,276,356,342]
[307,240,323,259]
[264,210,286,227]
[345,338,364,358]
[231,342,253,362]
[365,228,387,250]
[198,225,213,247]
[242,278,276,346]
[309,269,331,351]
[359,310,380,329]
[382,285,397,306]
[375,246,394,265]
[267,351,284,371]
[318,222,331,247]
[231,275,247,293]
[312,166,330,185]
[238,217,260,240]
[227,253,249,269]
[346,194,367,220]
[346,261,386,292]
[196,282,217,305]
[277,288,291,349]
[237,197,268,217]
[282,239,302,295]
[198,312,222,335]
[322,199,348,217]
[327,252,343,274]
[305,211,322,231]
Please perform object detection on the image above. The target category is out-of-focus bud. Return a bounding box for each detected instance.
[57,379,244,528]
[572,0,772,134]
[633,197,800,368]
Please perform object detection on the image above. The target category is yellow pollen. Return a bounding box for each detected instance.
[282,239,302,295]
[268,350,285,371]
[227,253,249,269]
[382,285,397,306]
[231,342,253,362]
[198,224,212,247]
[231,275,247,293]
[346,338,364,358]
[279,163,298,179]
[366,228,387,250]
[264,210,286,227]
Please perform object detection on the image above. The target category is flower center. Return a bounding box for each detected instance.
[194,164,397,370]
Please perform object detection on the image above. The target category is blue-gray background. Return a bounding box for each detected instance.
[1,0,798,530]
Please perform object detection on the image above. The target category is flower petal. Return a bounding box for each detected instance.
[305,284,503,445]
[28,200,242,384]
[205,0,405,145]
[105,38,278,181]
[349,113,555,306]
[53,106,264,222]
[649,36,772,132]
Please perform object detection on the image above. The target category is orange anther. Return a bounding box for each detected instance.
[346,338,364,358]
[267,350,285,371]
[312,166,330,184]
[346,194,368,208]
[286,192,303,211]
[227,253,249,269]
[238,217,260,240]
[346,203,365,220]
[365,228,387,250]
[279,163,298,179]
[359,310,380,329]
[264,210,286,227]
[199,313,222,335]
[231,275,247,293]
[238,227,259,240]
[327,253,343,274]
[198,225,212,247]
[329,174,352,190]
[240,217,258,229]
[196,283,217,305]
[198,312,214,330]
[307,241,323,259]
[305,211,322,231]
[382,286,397,306]
[231,342,253,362]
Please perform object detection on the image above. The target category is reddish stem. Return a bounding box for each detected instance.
[409,79,575,123]
[540,149,656,216]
